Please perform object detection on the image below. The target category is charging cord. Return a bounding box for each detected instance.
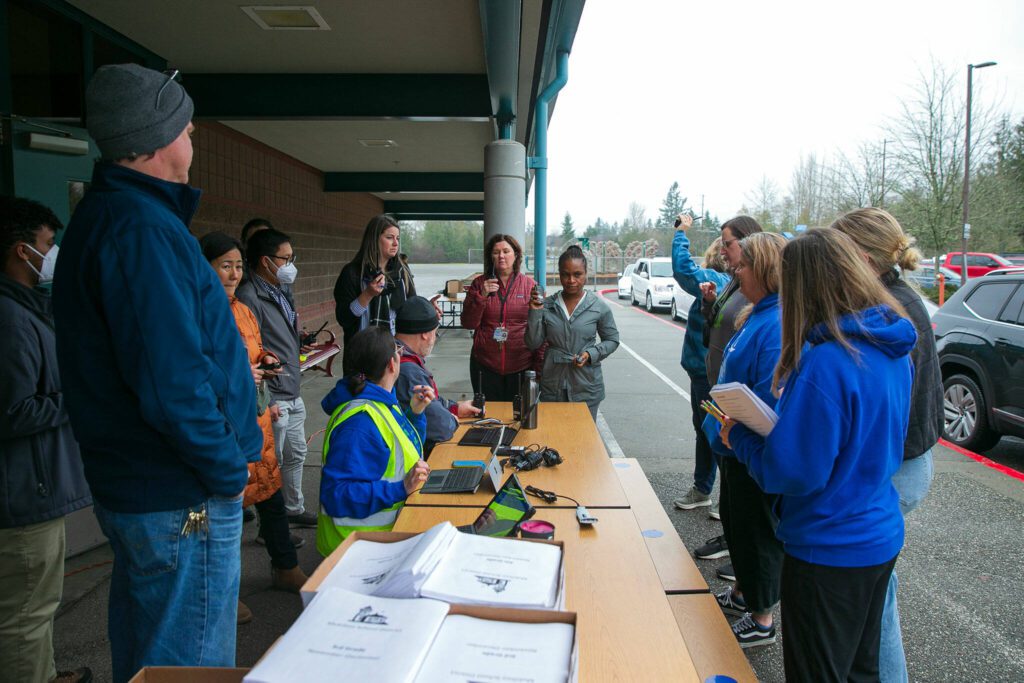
[525,485,580,507]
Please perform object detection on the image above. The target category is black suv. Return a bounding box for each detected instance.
[932,270,1024,450]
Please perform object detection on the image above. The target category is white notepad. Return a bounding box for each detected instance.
[710,381,778,437]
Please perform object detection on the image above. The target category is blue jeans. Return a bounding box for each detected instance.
[688,371,717,494]
[95,494,243,683]
[879,450,934,683]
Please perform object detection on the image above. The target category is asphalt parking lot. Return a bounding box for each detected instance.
[53,276,1024,682]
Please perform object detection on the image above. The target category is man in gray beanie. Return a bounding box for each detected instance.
[394,296,481,455]
[52,64,261,682]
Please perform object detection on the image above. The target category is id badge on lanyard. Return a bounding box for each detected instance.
[492,273,515,344]
[493,325,508,343]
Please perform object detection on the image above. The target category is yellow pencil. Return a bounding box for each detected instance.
[701,401,726,425]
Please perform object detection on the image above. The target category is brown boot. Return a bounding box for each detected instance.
[272,565,309,594]
[237,599,253,624]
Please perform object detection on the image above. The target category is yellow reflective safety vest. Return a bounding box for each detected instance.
[316,398,422,556]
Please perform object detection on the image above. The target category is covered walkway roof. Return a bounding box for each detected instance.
[64,0,585,221]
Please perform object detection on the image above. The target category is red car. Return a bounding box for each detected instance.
[942,252,1013,279]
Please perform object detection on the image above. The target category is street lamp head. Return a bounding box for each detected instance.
[971,61,997,69]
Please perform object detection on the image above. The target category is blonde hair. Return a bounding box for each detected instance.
[773,228,907,395]
[734,232,787,328]
[703,238,728,272]
[829,207,921,274]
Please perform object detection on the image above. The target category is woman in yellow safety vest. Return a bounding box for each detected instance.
[317,326,433,556]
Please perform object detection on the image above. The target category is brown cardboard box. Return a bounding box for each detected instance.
[128,667,249,682]
[301,530,566,609]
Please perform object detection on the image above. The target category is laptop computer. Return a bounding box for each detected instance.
[419,453,503,495]
[457,423,518,448]
[457,473,535,537]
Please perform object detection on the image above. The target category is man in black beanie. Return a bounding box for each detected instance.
[52,64,261,682]
[394,296,480,454]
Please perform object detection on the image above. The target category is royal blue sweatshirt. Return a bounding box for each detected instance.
[671,230,731,376]
[320,380,426,520]
[702,293,781,455]
[728,306,916,567]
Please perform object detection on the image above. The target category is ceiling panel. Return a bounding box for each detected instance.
[221,119,492,172]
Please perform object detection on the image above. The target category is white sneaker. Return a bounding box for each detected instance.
[673,487,712,510]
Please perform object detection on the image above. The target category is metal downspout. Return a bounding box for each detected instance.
[531,50,569,288]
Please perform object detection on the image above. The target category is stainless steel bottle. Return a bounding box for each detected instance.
[521,370,540,429]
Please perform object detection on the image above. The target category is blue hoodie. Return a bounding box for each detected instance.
[671,230,731,376]
[728,305,917,567]
[320,380,426,520]
[702,293,781,455]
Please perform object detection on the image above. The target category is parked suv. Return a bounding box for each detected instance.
[630,257,675,311]
[932,271,1024,450]
[942,252,1013,279]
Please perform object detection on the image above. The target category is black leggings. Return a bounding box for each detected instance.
[781,553,897,683]
[470,356,527,402]
[255,489,298,570]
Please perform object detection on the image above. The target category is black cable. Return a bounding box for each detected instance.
[524,485,580,507]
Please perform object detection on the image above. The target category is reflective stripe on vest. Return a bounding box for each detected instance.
[316,397,422,555]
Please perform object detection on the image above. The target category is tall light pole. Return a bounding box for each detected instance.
[961,61,997,284]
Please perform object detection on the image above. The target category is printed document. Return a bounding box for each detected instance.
[710,381,778,436]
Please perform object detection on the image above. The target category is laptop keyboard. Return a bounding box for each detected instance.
[444,466,483,490]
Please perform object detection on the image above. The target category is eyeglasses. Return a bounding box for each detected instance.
[156,69,181,109]
[722,238,740,249]
[269,254,296,265]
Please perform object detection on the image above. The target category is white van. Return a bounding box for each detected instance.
[630,257,675,311]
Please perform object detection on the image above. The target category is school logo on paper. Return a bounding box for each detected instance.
[351,605,388,625]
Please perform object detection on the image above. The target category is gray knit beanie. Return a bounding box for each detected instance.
[86,64,194,160]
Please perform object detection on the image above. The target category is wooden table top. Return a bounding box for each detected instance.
[408,402,630,509]
[393,506,702,682]
[668,594,758,683]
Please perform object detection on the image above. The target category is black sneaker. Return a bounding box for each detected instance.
[694,534,729,560]
[715,586,747,617]
[716,562,736,581]
[287,511,318,528]
[731,613,777,649]
[255,533,305,549]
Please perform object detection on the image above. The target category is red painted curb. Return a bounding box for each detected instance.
[600,290,685,331]
[938,438,1024,481]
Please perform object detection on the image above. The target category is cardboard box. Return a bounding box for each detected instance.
[128,667,249,682]
[301,530,566,610]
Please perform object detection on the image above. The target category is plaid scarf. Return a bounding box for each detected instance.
[254,275,297,329]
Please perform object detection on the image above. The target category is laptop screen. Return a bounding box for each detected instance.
[462,473,534,537]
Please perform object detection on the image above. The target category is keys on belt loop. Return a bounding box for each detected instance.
[181,505,209,537]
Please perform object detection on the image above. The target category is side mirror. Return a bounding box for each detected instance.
[616,272,623,278]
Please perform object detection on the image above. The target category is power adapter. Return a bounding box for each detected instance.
[576,506,598,525]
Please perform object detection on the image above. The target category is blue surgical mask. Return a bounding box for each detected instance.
[25,244,58,284]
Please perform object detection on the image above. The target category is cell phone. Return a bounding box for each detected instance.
[257,361,282,371]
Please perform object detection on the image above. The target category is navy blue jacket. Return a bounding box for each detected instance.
[671,230,731,376]
[728,306,916,567]
[52,163,261,512]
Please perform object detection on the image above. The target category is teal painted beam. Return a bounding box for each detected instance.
[185,74,491,119]
[384,200,484,215]
[480,0,521,136]
[324,172,483,193]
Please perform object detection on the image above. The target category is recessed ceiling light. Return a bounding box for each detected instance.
[241,6,330,30]
[359,139,399,148]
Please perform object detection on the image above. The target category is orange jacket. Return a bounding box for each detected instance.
[230,298,282,506]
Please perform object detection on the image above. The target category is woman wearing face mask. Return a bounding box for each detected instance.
[525,245,620,420]
[199,232,308,624]
[334,214,416,349]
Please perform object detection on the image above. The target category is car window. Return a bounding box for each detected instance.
[965,283,1018,320]
[623,264,635,276]
[636,263,646,275]
[651,262,673,277]
[997,284,1024,325]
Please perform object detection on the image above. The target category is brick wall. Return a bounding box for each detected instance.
[188,121,382,341]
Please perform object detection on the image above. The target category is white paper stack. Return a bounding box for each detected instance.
[373,521,459,598]
[710,381,779,436]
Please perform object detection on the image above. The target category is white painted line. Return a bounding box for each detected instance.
[619,341,691,402]
[596,410,627,459]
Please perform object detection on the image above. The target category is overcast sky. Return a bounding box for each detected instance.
[528,0,1024,232]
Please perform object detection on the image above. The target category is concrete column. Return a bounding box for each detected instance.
[484,139,526,248]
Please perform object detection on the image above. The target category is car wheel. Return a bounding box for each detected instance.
[631,288,638,306]
[670,299,678,320]
[942,373,1001,451]
[645,293,654,312]
[618,288,627,300]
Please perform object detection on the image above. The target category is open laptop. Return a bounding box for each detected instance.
[457,422,518,448]
[457,473,535,537]
[419,453,503,495]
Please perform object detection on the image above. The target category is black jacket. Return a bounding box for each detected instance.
[884,271,943,459]
[0,274,91,527]
[333,260,415,347]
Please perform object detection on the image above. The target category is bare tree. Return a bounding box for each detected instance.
[745,175,780,230]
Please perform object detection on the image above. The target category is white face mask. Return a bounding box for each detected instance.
[25,244,58,284]
[273,260,298,285]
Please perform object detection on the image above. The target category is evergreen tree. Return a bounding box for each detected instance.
[657,181,690,227]
[559,212,575,243]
